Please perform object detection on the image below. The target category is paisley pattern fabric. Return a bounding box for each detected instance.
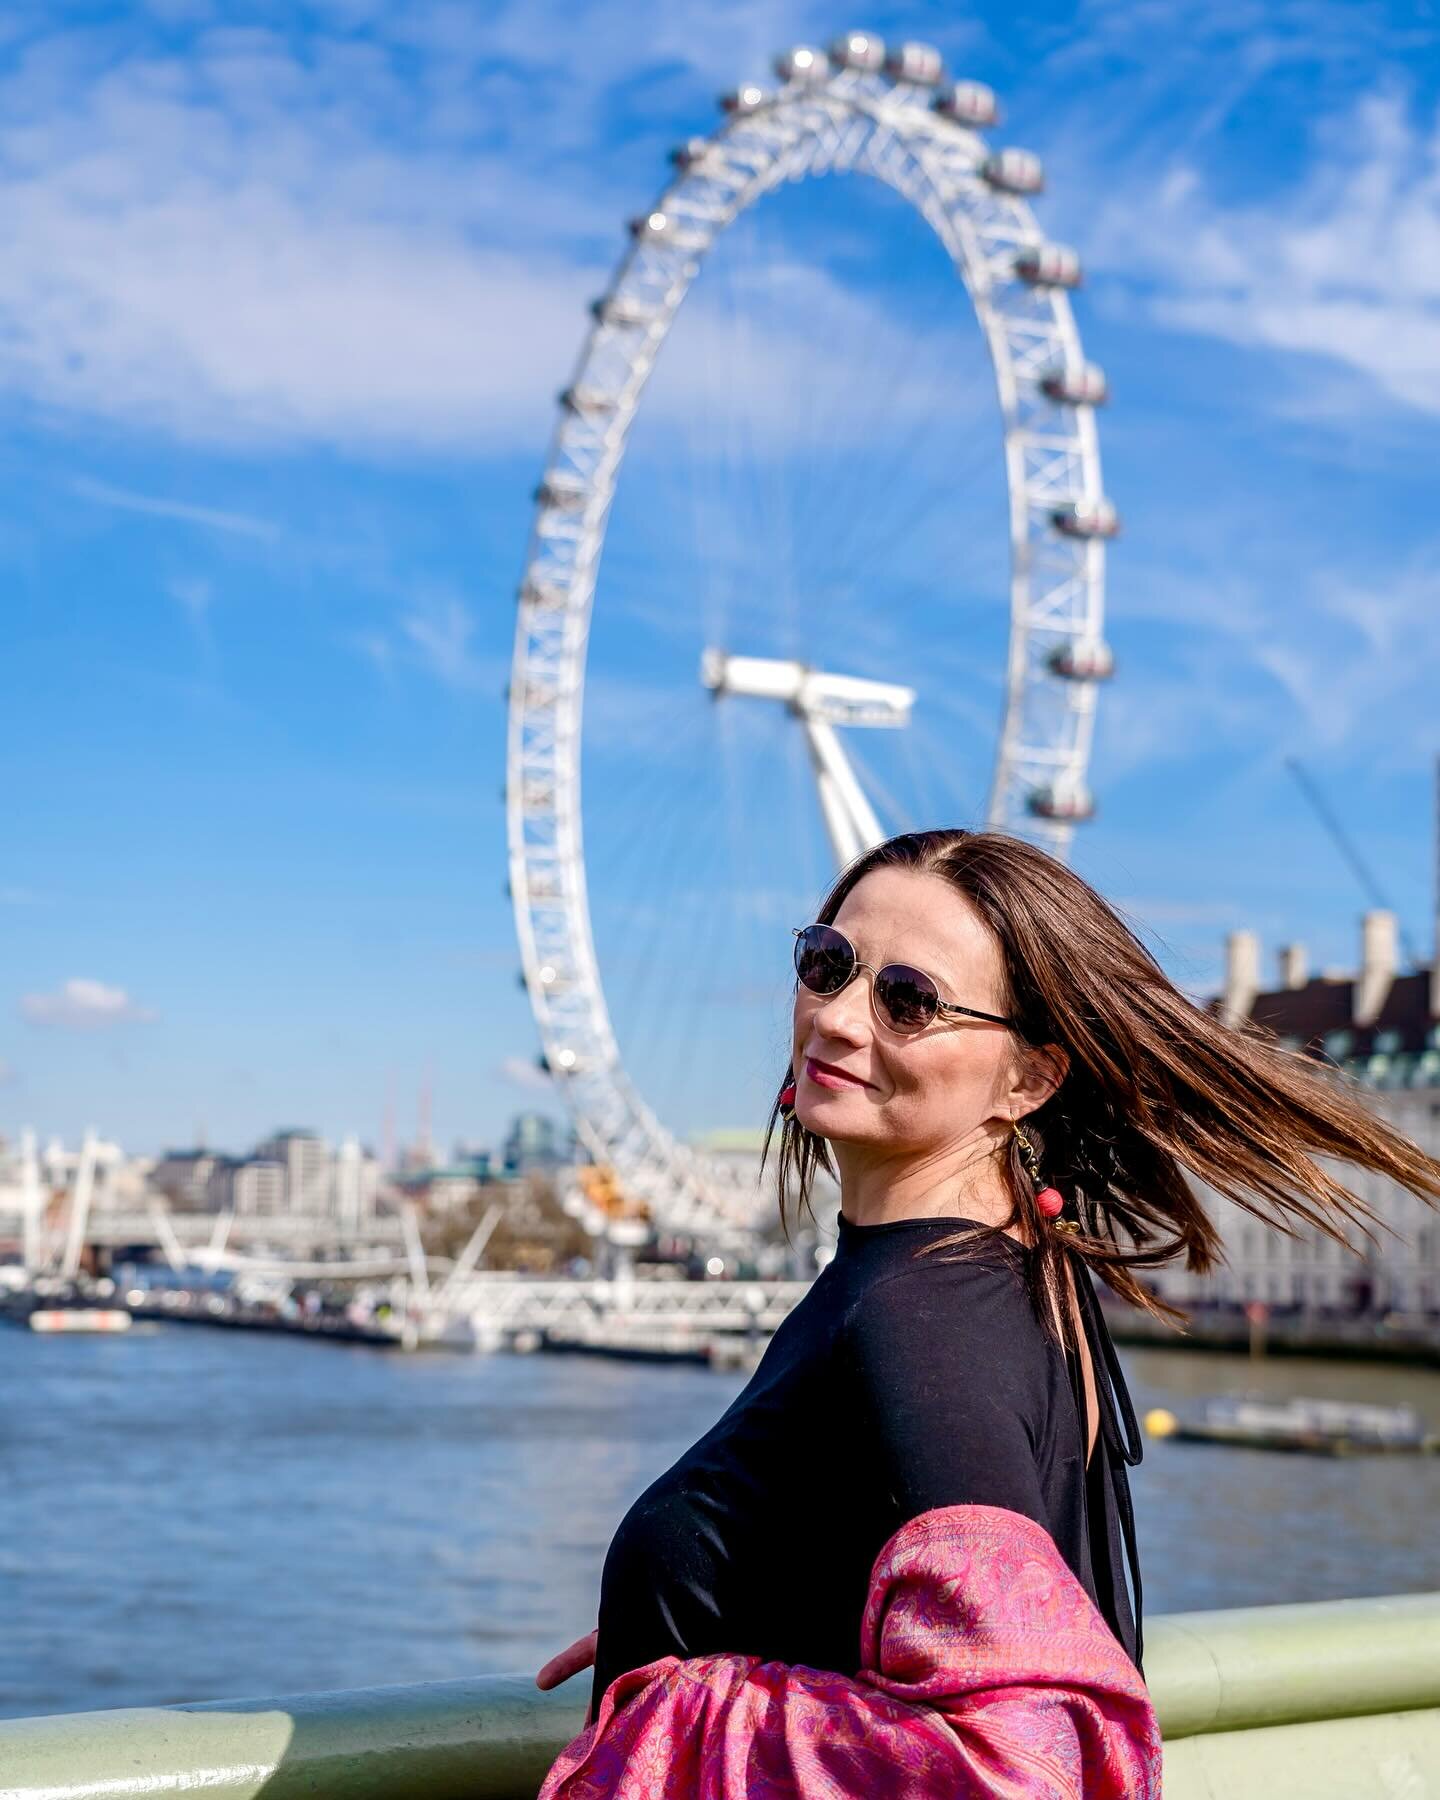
[538,1504,1161,1799]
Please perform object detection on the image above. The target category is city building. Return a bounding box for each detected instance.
[1149,908,1440,1317]
[254,1129,332,1213]
[149,1147,221,1211]
[393,1164,485,1214]
[501,1111,565,1176]
[231,1158,287,1216]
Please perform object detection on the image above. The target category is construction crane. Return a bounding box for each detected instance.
[1283,756,1424,971]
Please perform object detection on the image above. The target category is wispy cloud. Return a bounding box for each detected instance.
[70,476,278,539]
[20,978,157,1029]
[0,6,996,456]
[1085,85,1440,420]
[346,587,503,691]
[0,15,625,451]
[167,575,213,621]
[400,591,500,691]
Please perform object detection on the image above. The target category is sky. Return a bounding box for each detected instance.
[4,0,1440,1159]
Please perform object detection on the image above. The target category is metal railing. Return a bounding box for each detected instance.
[3,1593,1438,1799]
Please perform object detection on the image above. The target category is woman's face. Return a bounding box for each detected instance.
[790,866,1039,1152]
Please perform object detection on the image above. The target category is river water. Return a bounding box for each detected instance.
[5,1321,1439,1719]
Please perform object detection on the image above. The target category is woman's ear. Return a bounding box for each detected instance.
[1015,1042,1069,1114]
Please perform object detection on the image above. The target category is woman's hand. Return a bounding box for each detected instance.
[536,1627,599,1717]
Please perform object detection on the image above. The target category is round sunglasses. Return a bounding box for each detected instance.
[791,923,1019,1036]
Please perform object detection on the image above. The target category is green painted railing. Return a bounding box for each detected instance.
[3,1594,1438,1800]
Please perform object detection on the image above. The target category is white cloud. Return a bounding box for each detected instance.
[1086,87,1440,419]
[20,979,157,1028]
[0,8,999,456]
[0,20,615,450]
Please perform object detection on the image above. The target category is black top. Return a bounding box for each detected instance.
[591,1212,1145,1715]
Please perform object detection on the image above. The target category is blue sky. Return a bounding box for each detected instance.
[4,0,1440,1157]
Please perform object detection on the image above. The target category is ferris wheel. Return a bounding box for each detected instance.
[506,33,1117,1239]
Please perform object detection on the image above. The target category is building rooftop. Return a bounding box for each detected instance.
[1212,925,1440,1092]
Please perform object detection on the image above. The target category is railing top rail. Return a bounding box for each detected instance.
[3,1593,1439,1799]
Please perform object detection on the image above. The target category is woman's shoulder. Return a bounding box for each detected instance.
[841,1241,1050,1365]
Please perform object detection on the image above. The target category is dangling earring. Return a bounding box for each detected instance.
[778,1080,797,1119]
[1012,1120,1077,1231]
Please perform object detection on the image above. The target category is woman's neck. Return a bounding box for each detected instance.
[835,1128,1025,1240]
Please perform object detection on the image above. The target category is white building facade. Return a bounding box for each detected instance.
[1148,910,1440,1319]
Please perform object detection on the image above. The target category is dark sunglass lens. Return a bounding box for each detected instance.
[875,964,939,1031]
[795,925,853,994]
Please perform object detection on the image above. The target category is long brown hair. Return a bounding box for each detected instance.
[760,828,1440,1347]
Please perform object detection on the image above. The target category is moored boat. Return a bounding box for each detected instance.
[28,1307,133,1334]
[1145,1394,1439,1455]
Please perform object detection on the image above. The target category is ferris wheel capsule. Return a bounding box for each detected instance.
[629,210,706,251]
[884,41,944,85]
[720,83,768,114]
[670,136,714,169]
[535,474,588,511]
[1051,498,1120,539]
[982,148,1044,194]
[1048,638,1115,680]
[590,293,660,328]
[519,577,569,611]
[1039,361,1109,406]
[559,384,617,417]
[1027,781,1095,822]
[1014,242,1082,288]
[774,45,829,82]
[829,30,886,71]
[932,80,1000,127]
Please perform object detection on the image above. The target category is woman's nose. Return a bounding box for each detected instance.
[807,973,872,1039]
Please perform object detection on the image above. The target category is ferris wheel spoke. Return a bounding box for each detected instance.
[787,273,985,566]
[811,415,1003,604]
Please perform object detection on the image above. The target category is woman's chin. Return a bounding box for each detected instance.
[796,1087,872,1127]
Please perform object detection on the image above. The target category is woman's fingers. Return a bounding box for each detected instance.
[535,1627,599,1690]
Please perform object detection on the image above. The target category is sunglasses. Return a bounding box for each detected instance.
[792,923,1020,1037]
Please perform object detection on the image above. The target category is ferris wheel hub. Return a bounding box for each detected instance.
[700,649,914,727]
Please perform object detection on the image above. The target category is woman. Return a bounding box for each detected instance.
[536,828,1440,1790]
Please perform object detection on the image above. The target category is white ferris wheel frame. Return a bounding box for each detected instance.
[506,45,1115,1237]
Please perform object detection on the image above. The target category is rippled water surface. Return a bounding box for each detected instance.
[6,1321,1439,1717]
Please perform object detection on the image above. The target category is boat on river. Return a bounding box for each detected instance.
[28,1306,132,1333]
[1145,1395,1439,1455]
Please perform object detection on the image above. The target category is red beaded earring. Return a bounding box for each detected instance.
[1012,1120,1072,1226]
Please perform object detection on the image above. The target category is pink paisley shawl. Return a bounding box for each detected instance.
[538,1503,1161,1798]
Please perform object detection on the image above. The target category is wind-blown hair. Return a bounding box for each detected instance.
[761,828,1440,1343]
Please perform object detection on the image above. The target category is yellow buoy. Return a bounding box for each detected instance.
[1144,1407,1179,1439]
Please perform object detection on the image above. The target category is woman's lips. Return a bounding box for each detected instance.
[805,1056,869,1091]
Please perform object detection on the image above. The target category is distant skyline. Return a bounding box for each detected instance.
[5,0,1440,1154]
